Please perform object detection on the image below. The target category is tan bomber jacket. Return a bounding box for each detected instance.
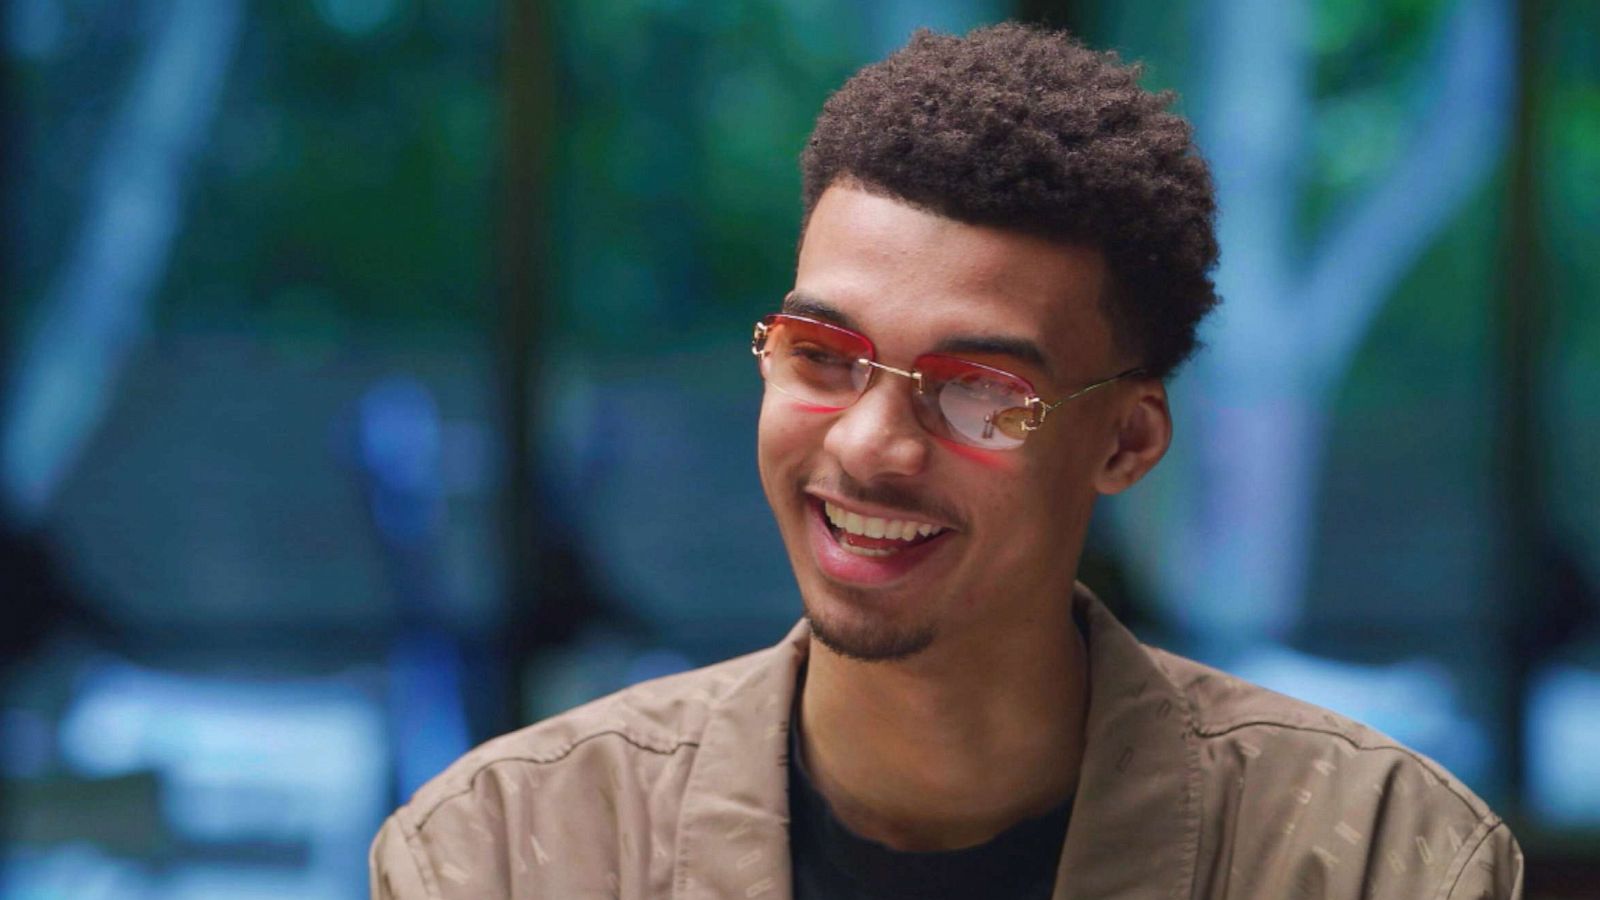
[370,586,1523,899]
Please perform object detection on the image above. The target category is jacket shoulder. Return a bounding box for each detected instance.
[371,644,787,899]
[402,642,780,826]
[1151,648,1481,795]
[1147,647,1522,899]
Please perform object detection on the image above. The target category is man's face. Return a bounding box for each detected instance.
[758,184,1141,662]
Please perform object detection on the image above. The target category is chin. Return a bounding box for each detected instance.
[801,588,938,663]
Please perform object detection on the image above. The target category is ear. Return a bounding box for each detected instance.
[1094,380,1172,495]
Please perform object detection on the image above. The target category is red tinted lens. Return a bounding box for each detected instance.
[913,354,1035,449]
[758,315,873,408]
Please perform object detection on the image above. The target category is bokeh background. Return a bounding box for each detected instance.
[2,0,1596,896]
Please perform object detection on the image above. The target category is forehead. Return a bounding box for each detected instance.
[793,185,1113,378]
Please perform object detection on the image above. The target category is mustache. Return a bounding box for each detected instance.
[805,472,964,529]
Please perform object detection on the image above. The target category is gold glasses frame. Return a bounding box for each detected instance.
[751,315,1145,443]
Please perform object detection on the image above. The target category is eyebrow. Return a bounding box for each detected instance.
[781,291,1056,379]
[781,292,858,329]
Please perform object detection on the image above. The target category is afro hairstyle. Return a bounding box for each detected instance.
[800,23,1220,380]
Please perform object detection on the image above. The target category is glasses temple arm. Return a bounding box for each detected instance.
[1035,367,1148,419]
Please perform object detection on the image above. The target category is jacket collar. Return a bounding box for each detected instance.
[1054,586,1201,899]
[673,620,808,899]
[673,586,1201,900]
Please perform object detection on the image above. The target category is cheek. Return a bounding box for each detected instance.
[757,394,833,476]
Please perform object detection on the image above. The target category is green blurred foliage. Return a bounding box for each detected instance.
[548,0,868,353]
[1078,2,1195,105]
[14,0,1594,398]
[1090,0,1596,380]
[1541,0,1600,552]
[1086,0,1599,630]
[160,1,499,336]
[1544,3,1600,359]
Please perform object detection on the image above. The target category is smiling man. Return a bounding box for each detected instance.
[372,24,1522,900]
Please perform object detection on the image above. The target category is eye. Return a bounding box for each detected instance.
[933,374,1030,448]
[788,342,853,367]
[948,372,1017,401]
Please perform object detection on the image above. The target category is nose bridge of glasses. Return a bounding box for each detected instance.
[859,358,925,393]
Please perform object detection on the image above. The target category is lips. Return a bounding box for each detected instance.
[806,496,954,583]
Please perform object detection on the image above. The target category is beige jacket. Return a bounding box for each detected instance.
[371,587,1523,899]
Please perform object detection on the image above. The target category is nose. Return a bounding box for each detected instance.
[822,370,931,481]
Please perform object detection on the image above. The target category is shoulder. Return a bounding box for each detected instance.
[412,642,779,820]
[1147,646,1524,899]
[371,643,787,899]
[1148,645,1485,813]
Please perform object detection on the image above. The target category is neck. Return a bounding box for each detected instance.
[797,593,1088,852]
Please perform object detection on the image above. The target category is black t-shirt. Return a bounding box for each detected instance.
[787,713,1072,900]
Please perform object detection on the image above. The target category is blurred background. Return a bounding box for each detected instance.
[1,0,1595,896]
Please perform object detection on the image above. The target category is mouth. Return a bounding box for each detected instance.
[820,500,949,556]
[805,495,955,586]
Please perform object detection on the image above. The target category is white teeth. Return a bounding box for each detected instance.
[822,501,945,543]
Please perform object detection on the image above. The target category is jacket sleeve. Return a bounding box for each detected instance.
[1440,822,1523,900]
[370,814,437,900]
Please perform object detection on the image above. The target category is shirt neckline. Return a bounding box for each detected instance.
[786,673,1074,899]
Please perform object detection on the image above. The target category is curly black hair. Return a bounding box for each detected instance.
[800,23,1219,380]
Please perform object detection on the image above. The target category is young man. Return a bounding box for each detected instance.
[372,24,1522,899]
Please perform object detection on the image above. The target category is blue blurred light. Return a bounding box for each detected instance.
[357,377,443,544]
[387,630,471,798]
[0,706,54,779]
[1230,645,1489,790]
[313,0,402,38]
[1527,663,1600,826]
[2,842,149,900]
[54,659,387,891]
[4,0,64,60]
[0,0,243,525]
[624,648,694,686]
